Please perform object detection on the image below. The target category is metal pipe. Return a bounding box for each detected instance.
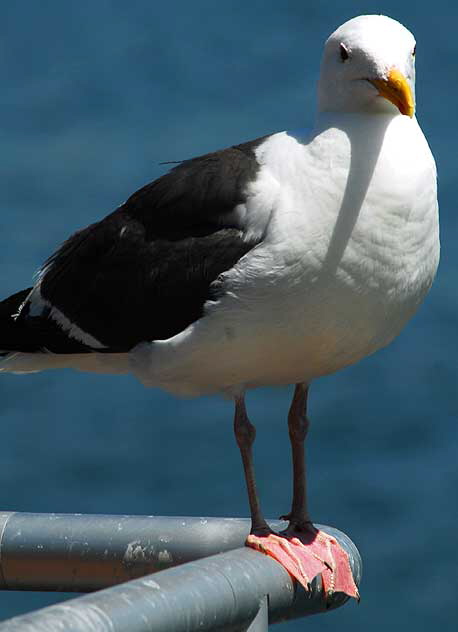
[246,596,269,631]
[0,512,361,594]
[0,542,361,631]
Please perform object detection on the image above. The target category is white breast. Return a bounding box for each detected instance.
[130,114,439,396]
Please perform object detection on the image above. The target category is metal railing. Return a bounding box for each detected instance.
[0,512,362,630]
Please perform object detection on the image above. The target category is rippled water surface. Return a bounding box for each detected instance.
[0,2,456,630]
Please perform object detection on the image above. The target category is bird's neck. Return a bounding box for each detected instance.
[314,109,402,133]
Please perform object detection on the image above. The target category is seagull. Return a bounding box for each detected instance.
[0,14,439,597]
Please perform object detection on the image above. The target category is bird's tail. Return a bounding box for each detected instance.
[0,288,129,375]
[0,287,42,373]
[0,287,53,373]
[0,288,36,351]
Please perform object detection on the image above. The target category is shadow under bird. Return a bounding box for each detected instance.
[0,14,439,599]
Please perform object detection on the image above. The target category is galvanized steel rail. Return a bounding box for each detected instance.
[0,513,362,630]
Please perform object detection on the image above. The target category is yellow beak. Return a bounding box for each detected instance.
[369,68,415,118]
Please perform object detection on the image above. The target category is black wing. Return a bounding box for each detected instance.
[14,136,268,352]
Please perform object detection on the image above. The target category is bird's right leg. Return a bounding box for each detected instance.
[234,395,271,535]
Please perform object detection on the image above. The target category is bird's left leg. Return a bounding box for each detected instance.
[280,383,315,535]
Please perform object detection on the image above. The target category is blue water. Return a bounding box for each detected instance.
[0,1,457,629]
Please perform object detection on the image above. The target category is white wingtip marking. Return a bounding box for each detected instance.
[26,280,107,350]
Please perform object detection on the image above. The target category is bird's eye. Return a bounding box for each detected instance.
[412,44,416,57]
[340,43,350,62]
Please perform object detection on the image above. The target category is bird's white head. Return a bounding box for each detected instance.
[318,15,416,118]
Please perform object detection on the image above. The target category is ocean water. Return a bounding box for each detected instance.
[0,1,456,630]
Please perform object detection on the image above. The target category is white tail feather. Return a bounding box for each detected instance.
[0,351,130,375]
